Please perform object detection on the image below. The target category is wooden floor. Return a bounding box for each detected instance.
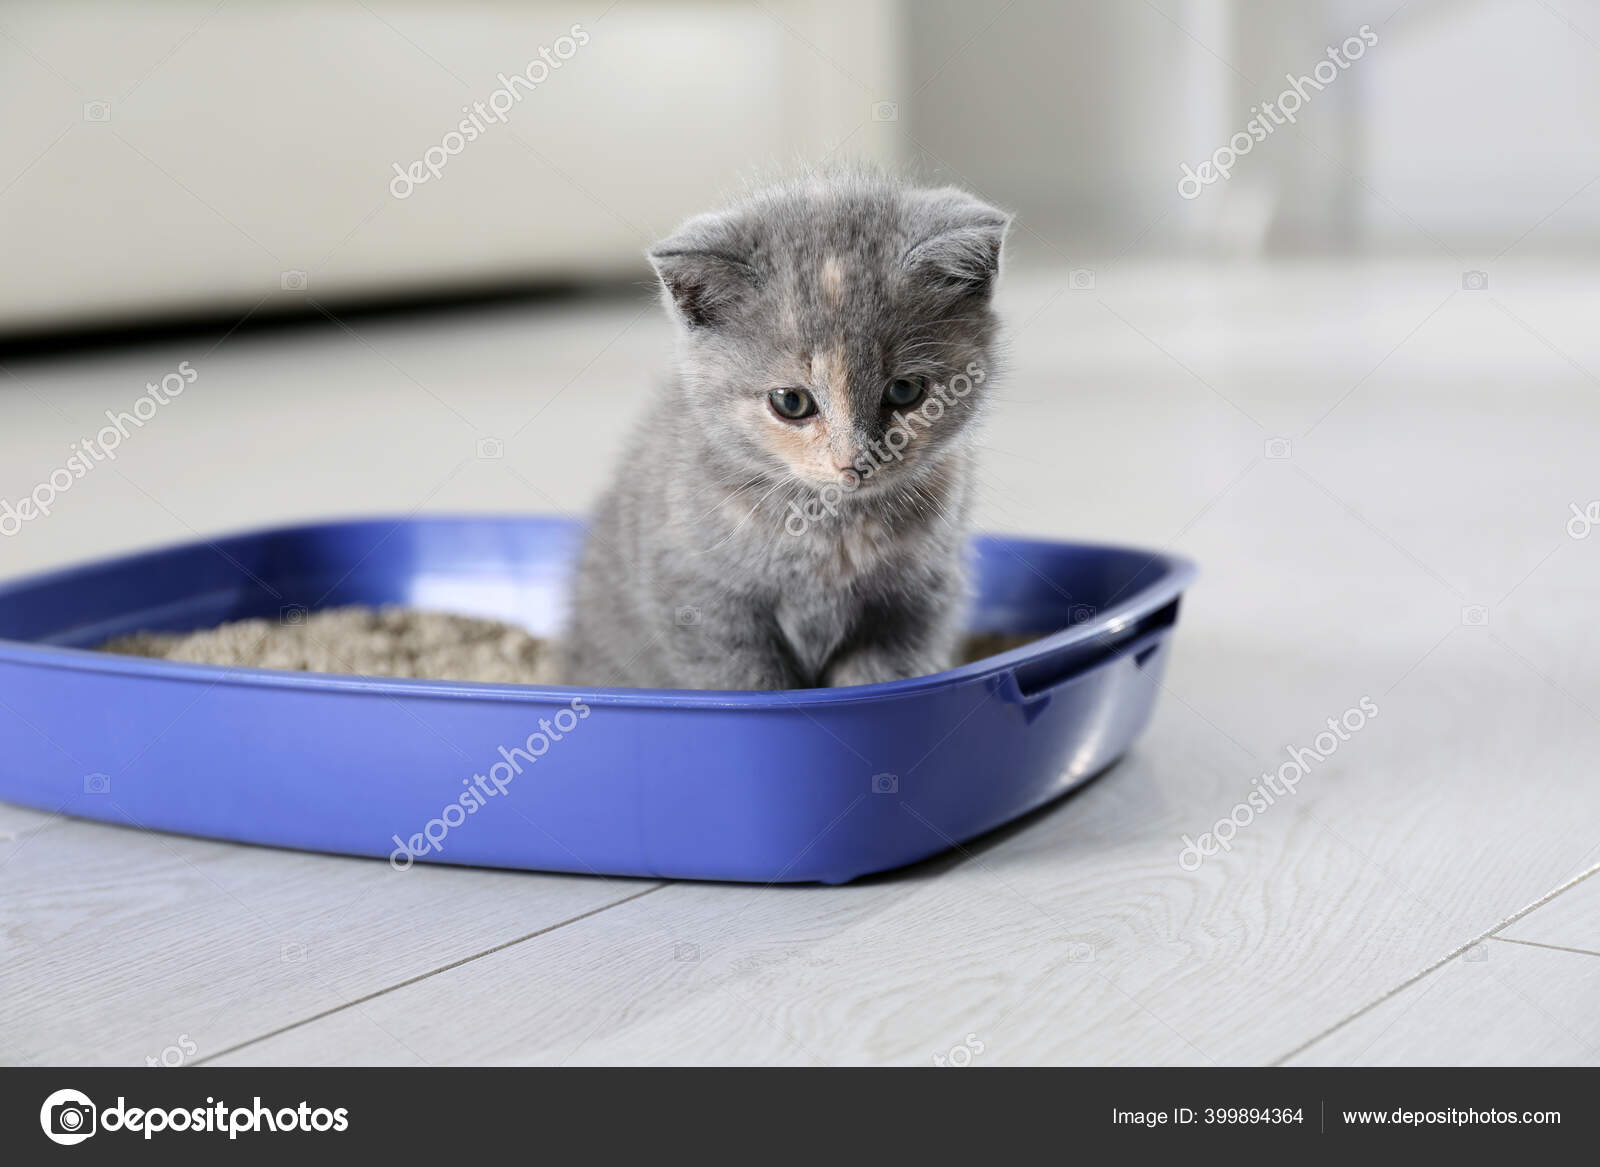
[2,260,1598,1066]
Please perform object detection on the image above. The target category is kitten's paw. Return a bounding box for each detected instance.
[823,652,946,688]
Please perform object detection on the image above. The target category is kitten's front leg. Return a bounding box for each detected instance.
[665,601,806,691]
[820,606,962,688]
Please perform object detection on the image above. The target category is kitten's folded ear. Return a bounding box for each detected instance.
[648,211,758,328]
[900,189,1012,301]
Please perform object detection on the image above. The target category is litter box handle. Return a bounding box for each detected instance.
[1009,599,1180,702]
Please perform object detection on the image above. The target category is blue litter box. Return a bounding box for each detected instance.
[0,516,1194,883]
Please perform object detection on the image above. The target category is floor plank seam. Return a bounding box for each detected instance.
[1484,862,1600,939]
[187,881,669,1066]
[1267,859,1600,1066]
[1487,935,1600,961]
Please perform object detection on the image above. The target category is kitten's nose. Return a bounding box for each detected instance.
[832,455,867,482]
[830,439,867,476]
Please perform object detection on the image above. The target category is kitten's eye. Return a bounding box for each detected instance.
[767,387,816,420]
[883,377,924,408]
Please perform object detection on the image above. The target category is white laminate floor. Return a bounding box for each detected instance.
[2,259,1598,1066]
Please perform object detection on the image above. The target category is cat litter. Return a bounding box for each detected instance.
[99,606,1025,686]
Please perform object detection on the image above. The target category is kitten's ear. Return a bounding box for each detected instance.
[901,189,1011,301]
[648,212,757,328]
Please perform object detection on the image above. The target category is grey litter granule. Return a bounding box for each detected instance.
[100,606,561,685]
[100,606,1031,685]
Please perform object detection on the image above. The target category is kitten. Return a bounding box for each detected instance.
[559,168,1009,690]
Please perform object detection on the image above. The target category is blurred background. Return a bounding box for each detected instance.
[3,0,1596,333]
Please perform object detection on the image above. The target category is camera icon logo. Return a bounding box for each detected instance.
[475,436,504,461]
[83,772,111,795]
[1461,604,1489,627]
[1069,268,1096,291]
[1264,437,1292,460]
[673,942,700,963]
[280,270,308,292]
[1068,603,1096,624]
[1461,270,1489,291]
[1065,941,1096,962]
[1461,943,1488,962]
[871,772,898,795]
[871,100,898,122]
[40,1088,97,1145]
[82,101,112,123]
[280,941,308,963]
[674,605,700,627]
[280,604,309,626]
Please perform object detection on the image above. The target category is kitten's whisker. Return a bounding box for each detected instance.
[764,482,808,556]
[688,476,791,556]
[681,471,770,524]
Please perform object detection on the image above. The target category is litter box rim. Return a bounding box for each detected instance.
[0,514,1196,710]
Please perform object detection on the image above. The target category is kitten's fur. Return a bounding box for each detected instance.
[559,168,1009,690]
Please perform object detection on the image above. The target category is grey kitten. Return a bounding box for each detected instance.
[559,168,1009,690]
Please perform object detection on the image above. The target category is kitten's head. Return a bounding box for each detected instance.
[648,170,1009,501]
